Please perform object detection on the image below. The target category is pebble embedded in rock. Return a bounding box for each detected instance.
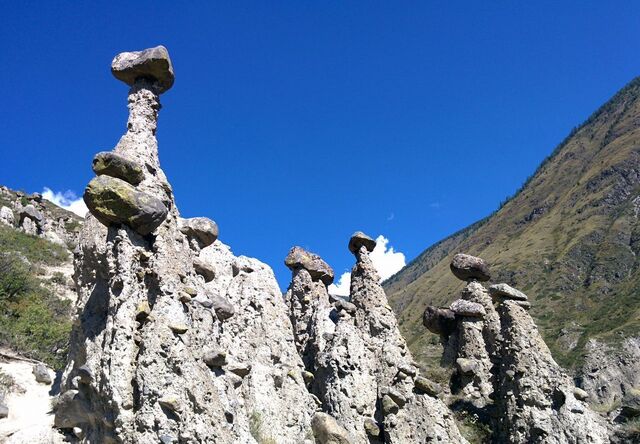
[193,257,216,282]
[414,376,442,397]
[169,323,188,334]
[203,350,227,368]
[179,217,219,248]
[311,412,353,444]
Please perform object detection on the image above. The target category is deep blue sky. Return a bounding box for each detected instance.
[2,1,640,289]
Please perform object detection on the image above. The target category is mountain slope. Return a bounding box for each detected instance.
[385,76,640,371]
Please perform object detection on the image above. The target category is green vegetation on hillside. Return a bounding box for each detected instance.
[0,225,72,368]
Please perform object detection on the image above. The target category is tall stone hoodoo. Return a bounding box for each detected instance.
[287,232,467,443]
[491,284,610,444]
[55,46,316,443]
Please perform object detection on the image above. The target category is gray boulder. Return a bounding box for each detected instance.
[450,299,486,317]
[19,204,44,226]
[311,412,353,444]
[211,294,235,320]
[0,206,14,226]
[32,363,52,384]
[92,151,145,185]
[83,175,168,235]
[348,231,376,254]
[450,253,490,282]
[193,257,216,282]
[489,283,528,301]
[285,246,334,285]
[423,306,457,336]
[111,45,174,93]
[179,217,219,248]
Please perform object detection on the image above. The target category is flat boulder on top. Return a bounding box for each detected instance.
[83,175,168,235]
[348,231,376,254]
[488,283,528,301]
[111,45,174,93]
[285,246,334,285]
[179,217,219,248]
[450,253,490,282]
[450,299,486,317]
[92,151,144,185]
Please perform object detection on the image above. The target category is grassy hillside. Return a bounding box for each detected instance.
[385,76,640,372]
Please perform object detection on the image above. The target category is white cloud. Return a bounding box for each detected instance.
[328,235,406,297]
[42,187,88,217]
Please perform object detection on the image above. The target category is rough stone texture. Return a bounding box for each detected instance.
[449,299,486,317]
[84,175,168,235]
[494,299,610,444]
[56,49,316,443]
[179,217,218,249]
[311,412,354,444]
[450,253,490,282]
[347,231,376,254]
[0,206,14,226]
[304,239,467,443]
[92,151,145,185]
[19,204,44,234]
[577,337,640,409]
[284,266,335,372]
[111,46,175,93]
[285,246,334,286]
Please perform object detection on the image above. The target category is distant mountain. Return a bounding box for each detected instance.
[385,76,640,373]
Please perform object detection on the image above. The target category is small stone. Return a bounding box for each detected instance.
[169,323,188,334]
[456,358,478,374]
[397,363,417,377]
[73,427,85,439]
[136,300,151,321]
[414,376,442,397]
[84,175,168,235]
[193,257,215,282]
[489,283,528,301]
[384,388,407,407]
[193,295,212,308]
[32,363,52,384]
[178,292,192,303]
[183,287,198,296]
[111,45,175,93]
[158,396,181,412]
[382,394,399,414]
[203,350,227,368]
[302,371,314,384]
[285,246,335,285]
[450,299,486,317]
[335,299,356,314]
[212,295,235,320]
[450,253,490,282]
[227,363,251,378]
[179,217,219,248]
[92,151,144,185]
[0,403,8,419]
[573,387,589,401]
[311,412,352,444]
[364,418,380,437]
[348,231,377,254]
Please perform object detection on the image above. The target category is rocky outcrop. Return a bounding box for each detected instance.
[291,233,467,443]
[494,297,610,443]
[56,46,316,443]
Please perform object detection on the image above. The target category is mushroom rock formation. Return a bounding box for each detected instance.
[284,246,336,371]
[56,46,315,443]
[309,232,468,443]
[493,291,610,443]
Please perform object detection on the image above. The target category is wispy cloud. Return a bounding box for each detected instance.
[328,235,406,297]
[387,212,395,221]
[42,187,88,217]
[429,202,441,209]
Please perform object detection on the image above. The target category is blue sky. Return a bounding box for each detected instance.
[2,1,640,289]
